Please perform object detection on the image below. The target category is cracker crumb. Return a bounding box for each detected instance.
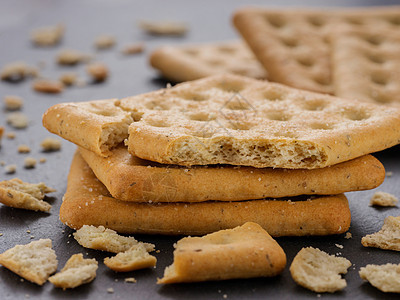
[86,62,108,82]
[386,171,393,177]
[124,277,136,283]
[94,35,116,49]
[18,145,31,153]
[4,95,23,111]
[121,43,144,55]
[32,79,64,94]
[107,288,114,293]
[40,138,61,152]
[335,244,344,249]
[139,20,188,36]
[57,49,91,65]
[7,112,28,129]
[26,230,31,234]
[370,192,398,207]
[344,232,352,239]
[5,165,16,174]
[0,161,5,166]
[0,233,3,236]
[1,62,38,82]
[39,158,47,163]
[223,294,228,299]
[6,132,16,139]
[59,72,78,86]
[31,24,64,47]
[24,157,37,169]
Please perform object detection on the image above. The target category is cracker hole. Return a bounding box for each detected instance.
[225,122,252,131]
[145,101,170,110]
[297,57,314,67]
[388,17,400,26]
[345,17,363,25]
[180,91,209,101]
[217,82,244,93]
[364,35,382,46]
[265,111,291,121]
[205,59,224,66]
[266,16,286,28]
[371,90,392,104]
[343,108,370,121]
[281,37,298,48]
[367,53,385,64]
[371,72,389,86]
[225,100,250,110]
[307,16,325,27]
[309,122,334,130]
[273,131,299,139]
[217,45,236,53]
[313,76,331,86]
[187,112,216,122]
[184,49,199,56]
[146,119,170,128]
[263,89,285,101]
[302,99,327,111]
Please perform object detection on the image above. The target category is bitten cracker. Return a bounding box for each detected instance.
[0,178,55,212]
[149,41,267,82]
[0,239,58,285]
[49,254,98,289]
[79,145,384,202]
[233,6,400,94]
[158,222,286,284]
[361,216,400,251]
[331,28,400,106]
[290,247,351,293]
[60,152,351,236]
[43,74,400,169]
[359,263,400,293]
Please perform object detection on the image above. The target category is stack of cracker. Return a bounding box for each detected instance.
[42,74,400,236]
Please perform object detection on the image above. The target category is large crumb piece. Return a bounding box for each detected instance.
[139,20,188,36]
[59,72,78,86]
[56,49,91,65]
[360,263,400,293]
[0,239,57,285]
[4,165,16,174]
[361,216,400,251]
[0,178,55,212]
[104,243,157,272]
[32,79,64,94]
[124,277,136,283]
[73,225,154,253]
[7,112,28,129]
[94,35,116,50]
[86,62,108,82]
[40,137,61,151]
[1,62,38,82]
[4,95,23,110]
[24,157,37,169]
[370,192,398,207]
[31,24,64,47]
[158,222,286,284]
[49,253,97,289]
[290,247,351,293]
[18,144,31,153]
[121,43,144,55]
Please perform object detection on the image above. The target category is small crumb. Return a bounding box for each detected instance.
[1,62,38,82]
[26,230,31,233]
[0,233,3,236]
[139,20,188,36]
[0,161,5,166]
[30,235,35,239]
[223,294,228,299]
[6,132,16,139]
[31,24,64,47]
[94,35,116,49]
[41,137,61,151]
[25,294,29,298]
[124,277,136,283]
[7,112,29,129]
[39,158,47,163]
[156,250,160,253]
[32,79,64,94]
[121,43,144,55]
[5,164,16,174]
[344,232,352,239]
[59,72,78,86]
[18,144,31,153]
[4,95,23,110]
[86,62,108,82]
[335,243,344,249]
[107,288,114,294]
[24,157,37,169]
[369,191,398,207]
[20,278,24,282]
[386,171,393,177]
[57,49,91,65]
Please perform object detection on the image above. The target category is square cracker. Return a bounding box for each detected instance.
[79,145,384,202]
[61,151,351,236]
[233,6,400,94]
[157,222,286,284]
[149,41,267,82]
[43,74,400,169]
[331,28,400,106]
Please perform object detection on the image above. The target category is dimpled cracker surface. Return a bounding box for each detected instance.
[233,6,400,94]
[79,145,384,202]
[60,152,351,236]
[331,28,400,106]
[157,222,286,284]
[149,41,267,82]
[122,74,400,168]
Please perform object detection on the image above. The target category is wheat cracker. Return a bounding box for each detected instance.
[158,222,286,283]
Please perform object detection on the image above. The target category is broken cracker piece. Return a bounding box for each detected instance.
[370,192,398,207]
[1,62,38,82]
[139,20,188,36]
[86,62,108,82]
[121,43,144,55]
[359,263,400,293]
[94,35,116,50]
[59,72,78,86]
[0,178,55,212]
[57,49,91,65]
[4,165,16,174]
[7,112,28,129]
[361,216,400,251]
[290,247,351,293]
[31,24,64,47]
[49,253,97,289]
[24,157,37,169]
[40,137,61,152]
[104,243,157,272]
[4,95,23,111]
[17,144,31,153]
[0,239,57,285]
[157,222,286,284]
[32,79,64,94]
[73,225,154,253]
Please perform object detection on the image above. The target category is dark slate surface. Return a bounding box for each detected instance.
[0,0,399,299]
